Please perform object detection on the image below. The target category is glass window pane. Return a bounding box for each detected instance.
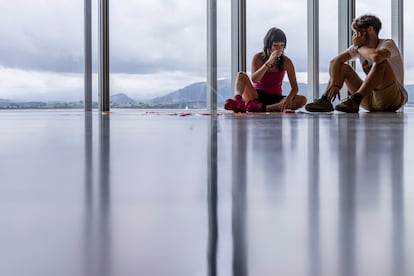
[319,0,338,84]
[404,1,414,97]
[357,0,391,38]
[246,0,308,96]
[0,1,83,102]
[109,0,207,108]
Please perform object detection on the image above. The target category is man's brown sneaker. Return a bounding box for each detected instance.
[305,97,334,112]
[334,98,360,113]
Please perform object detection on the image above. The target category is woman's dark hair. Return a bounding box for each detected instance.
[263,28,287,71]
[352,14,382,34]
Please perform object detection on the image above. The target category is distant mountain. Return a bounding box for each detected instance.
[149,79,317,106]
[1,80,413,109]
[149,79,232,106]
[148,79,414,106]
[111,93,136,104]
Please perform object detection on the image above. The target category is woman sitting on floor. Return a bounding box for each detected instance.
[225,27,307,113]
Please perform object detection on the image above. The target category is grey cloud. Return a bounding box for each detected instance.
[0,0,84,72]
[0,0,413,78]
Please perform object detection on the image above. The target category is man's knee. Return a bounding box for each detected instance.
[368,61,396,85]
[332,63,355,79]
[330,58,353,71]
[339,63,354,72]
[370,60,391,73]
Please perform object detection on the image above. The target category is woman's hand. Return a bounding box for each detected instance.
[266,50,282,67]
[280,95,294,111]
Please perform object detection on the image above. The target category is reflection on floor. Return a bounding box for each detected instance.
[1,108,414,276]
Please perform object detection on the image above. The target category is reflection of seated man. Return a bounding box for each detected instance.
[305,14,408,113]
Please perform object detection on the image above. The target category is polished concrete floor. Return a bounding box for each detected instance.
[1,108,414,276]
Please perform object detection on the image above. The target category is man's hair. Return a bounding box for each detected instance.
[352,14,382,34]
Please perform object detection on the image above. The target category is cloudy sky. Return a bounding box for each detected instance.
[0,0,413,101]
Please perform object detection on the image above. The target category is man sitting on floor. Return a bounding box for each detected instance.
[305,14,408,113]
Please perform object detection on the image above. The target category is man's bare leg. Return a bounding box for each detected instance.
[354,60,395,97]
[305,63,363,112]
[334,61,397,112]
[323,63,363,100]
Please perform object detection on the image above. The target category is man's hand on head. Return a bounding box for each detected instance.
[353,31,367,48]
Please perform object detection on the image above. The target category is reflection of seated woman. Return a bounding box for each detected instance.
[225,27,307,112]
